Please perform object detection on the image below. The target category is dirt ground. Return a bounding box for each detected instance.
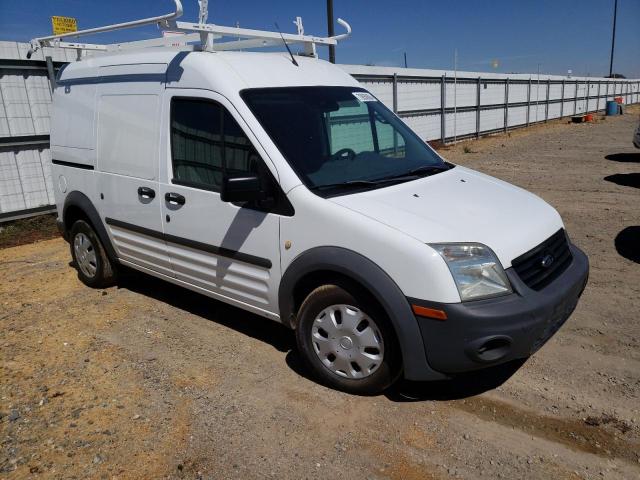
[2,107,639,480]
[0,215,58,250]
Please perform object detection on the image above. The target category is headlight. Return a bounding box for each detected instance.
[430,243,512,301]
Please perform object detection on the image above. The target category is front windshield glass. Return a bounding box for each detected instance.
[241,87,449,195]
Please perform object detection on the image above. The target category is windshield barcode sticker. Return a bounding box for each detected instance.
[353,92,377,102]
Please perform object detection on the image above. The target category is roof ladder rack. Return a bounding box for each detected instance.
[27,0,351,60]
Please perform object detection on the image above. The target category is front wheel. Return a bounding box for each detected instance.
[69,220,117,288]
[295,284,401,395]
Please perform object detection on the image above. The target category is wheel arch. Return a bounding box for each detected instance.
[62,191,117,261]
[278,246,446,381]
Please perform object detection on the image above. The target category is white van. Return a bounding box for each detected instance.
[39,4,588,394]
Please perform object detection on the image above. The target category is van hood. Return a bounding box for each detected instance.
[329,166,564,267]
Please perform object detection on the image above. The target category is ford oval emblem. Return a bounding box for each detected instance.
[541,253,555,268]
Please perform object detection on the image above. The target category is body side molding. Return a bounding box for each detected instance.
[105,217,272,269]
[52,159,95,170]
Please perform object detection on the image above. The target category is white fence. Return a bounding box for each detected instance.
[342,64,640,142]
[1,40,639,221]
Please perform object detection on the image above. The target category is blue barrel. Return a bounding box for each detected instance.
[606,100,619,116]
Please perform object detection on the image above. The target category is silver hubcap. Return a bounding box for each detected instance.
[311,304,384,379]
[73,232,98,278]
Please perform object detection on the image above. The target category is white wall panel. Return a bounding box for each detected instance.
[39,148,55,205]
[480,108,504,131]
[397,80,440,111]
[25,73,52,134]
[528,103,546,123]
[0,86,9,136]
[445,110,476,137]
[549,83,562,101]
[445,82,476,108]
[15,148,50,209]
[0,149,27,214]
[402,113,441,141]
[480,82,505,105]
[508,106,527,126]
[548,102,561,119]
[530,82,547,103]
[509,83,528,103]
[0,42,20,60]
[364,80,393,109]
[0,70,36,136]
[562,101,575,115]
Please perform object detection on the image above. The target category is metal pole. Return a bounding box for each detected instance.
[392,73,398,113]
[453,49,457,142]
[326,0,335,63]
[45,56,56,93]
[560,79,565,118]
[504,78,509,132]
[609,0,617,77]
[526,78,531,126]
[441,74,446,143]
[574,80,578,114]
[476,77,481,138]
[596,81,601,111]
[536,64,540,122]
[585,79,590,113]
[545,78,550,122]
[626,81,630,103]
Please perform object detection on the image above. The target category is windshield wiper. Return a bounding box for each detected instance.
[309,179,378,191]
[310,164,452,192]
[372,164,452,183]
[406,164,451,176]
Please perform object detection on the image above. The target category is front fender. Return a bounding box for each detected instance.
[278,246,446,381]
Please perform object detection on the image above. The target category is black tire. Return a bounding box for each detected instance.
[295,283,401,395]
[69,220,117,288]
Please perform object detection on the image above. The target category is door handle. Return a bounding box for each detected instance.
[137,186,156,199]
[165,192,186,206]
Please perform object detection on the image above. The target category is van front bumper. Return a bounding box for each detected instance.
[410,243,589,375]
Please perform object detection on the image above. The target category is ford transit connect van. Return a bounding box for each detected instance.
[49,49,589,394]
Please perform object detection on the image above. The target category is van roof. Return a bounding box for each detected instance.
[58,49,359,92]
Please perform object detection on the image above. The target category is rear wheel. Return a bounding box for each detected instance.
[295,284,401,395]
[69,220,116,288]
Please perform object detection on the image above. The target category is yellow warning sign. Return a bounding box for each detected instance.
[51,16,78,35]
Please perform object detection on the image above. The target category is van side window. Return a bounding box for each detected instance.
[171,98,260,191]
[171,99,223,190]
[223,110,260,176]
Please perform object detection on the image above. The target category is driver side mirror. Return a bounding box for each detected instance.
[220,175,266,203]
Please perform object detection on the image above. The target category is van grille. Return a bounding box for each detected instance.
[511,229,572,291]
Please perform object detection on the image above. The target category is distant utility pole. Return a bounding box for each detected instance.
[327,0,336,63]
[404,52,408,68]
[609,0,617,77]
[453,48,458,142]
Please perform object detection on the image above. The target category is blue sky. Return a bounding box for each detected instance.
[1,0,639,77]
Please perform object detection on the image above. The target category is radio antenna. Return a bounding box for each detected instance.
[275,22,299,67]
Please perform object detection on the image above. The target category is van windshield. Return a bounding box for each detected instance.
[241,86,450,196]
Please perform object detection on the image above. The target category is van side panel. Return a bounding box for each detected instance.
[97,94,160,179]
[51,65,99,222]
[94,64,173,277]
[51,68,97,154]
